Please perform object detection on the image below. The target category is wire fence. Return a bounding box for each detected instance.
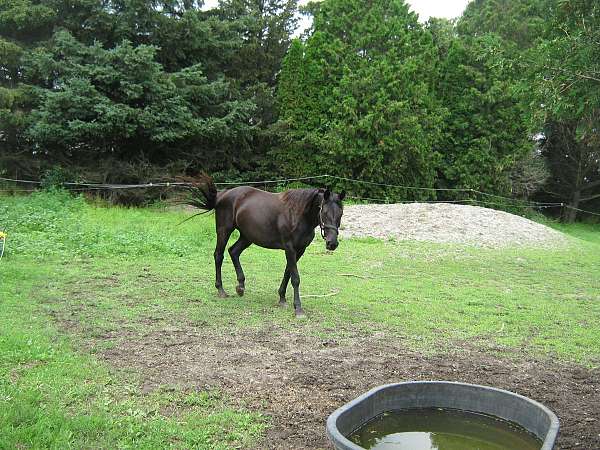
[1,174,599,216]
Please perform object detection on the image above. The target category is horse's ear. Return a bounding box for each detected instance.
[318,187,331,200]
[339,190,346,201]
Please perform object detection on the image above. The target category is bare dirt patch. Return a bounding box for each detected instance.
[341,203,568,248]
[96,324,599,450]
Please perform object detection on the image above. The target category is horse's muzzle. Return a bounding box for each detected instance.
[326,241,339,251]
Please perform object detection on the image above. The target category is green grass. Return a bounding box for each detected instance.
[0,258,266,449]
[1,191,600,447]
[548,221,600,245]
[0,193,269,449]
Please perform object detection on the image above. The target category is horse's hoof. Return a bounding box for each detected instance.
[236,286,245,297]
[295,310,306,319]
[217,291,229,298]
[278,300,288,307]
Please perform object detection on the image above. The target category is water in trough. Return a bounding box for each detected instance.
[348,407,542,450]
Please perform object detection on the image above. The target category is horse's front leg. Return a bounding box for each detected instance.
[284,246,305,318]
[278,247,306,307]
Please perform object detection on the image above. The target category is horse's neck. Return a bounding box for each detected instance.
[302,197,321,230]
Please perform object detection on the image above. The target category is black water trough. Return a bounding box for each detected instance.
[326,381,559,450]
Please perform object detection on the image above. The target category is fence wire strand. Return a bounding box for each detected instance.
[1,175,598,216]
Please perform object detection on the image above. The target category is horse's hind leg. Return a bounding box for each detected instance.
[214,222,233,298]
[228,236,251,296]
[277,269,290,306]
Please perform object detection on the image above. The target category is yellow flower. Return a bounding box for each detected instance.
[0,231,6,239]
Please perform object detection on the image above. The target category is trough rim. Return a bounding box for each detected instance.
[326,380,560,450]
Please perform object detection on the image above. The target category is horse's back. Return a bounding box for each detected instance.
[217,186,280,210]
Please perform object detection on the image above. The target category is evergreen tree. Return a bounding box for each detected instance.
[24,30,255,169]
[457,0,553,49]
[216,0,299,177]
[218,0,298,87]
[0,0,260,181]
[276,0,445,199]
[439,0,553,200]
[436,34,530,196]
[529,0,600,220]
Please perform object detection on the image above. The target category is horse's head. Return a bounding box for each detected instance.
[318,188,345,251]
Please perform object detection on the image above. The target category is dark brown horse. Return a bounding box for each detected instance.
[186,175,345,318]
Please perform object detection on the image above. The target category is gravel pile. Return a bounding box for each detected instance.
[340,203,568,248]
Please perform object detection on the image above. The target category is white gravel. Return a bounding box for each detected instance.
[340,203,568,248]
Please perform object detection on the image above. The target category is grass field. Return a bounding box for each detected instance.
[1,191,599,448]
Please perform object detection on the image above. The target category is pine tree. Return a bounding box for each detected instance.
[436,34,530,196]
[276,0,445,198]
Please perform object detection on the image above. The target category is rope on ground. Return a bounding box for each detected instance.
[302,289,340,298]
[338,273,376,279]
[338,273,403,279]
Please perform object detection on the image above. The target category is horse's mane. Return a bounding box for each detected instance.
[280,188,319,229]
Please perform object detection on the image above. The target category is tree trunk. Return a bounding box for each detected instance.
[564,189,581,223]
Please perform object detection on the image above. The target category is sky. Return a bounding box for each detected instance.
[406,0,472,21]
[202,0,473,24]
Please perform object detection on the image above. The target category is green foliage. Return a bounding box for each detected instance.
[526,0,600,220]
[509,147,550,199]
[215,0,300,176]
[529,0,600,120]
[457,0,552,49]
[0,0,598,219]
[273,0,552,204]
[436,34,530,196]
[0,0,56,41]
[0,37,22,83]
[426,17,456,60]
[22,30,255,168]
[40,166,75,191]
[0,0,278,184]
[218,0,298,88]
[275,0,445,199]
[455,0,600,219]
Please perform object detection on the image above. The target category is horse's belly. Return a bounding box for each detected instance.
[235,210,284,249]
[239,228,283,249]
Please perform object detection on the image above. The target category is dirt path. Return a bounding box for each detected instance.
[98,324,599,449]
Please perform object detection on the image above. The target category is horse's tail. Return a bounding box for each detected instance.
[186,173,217,212]
[177,174,218,226]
